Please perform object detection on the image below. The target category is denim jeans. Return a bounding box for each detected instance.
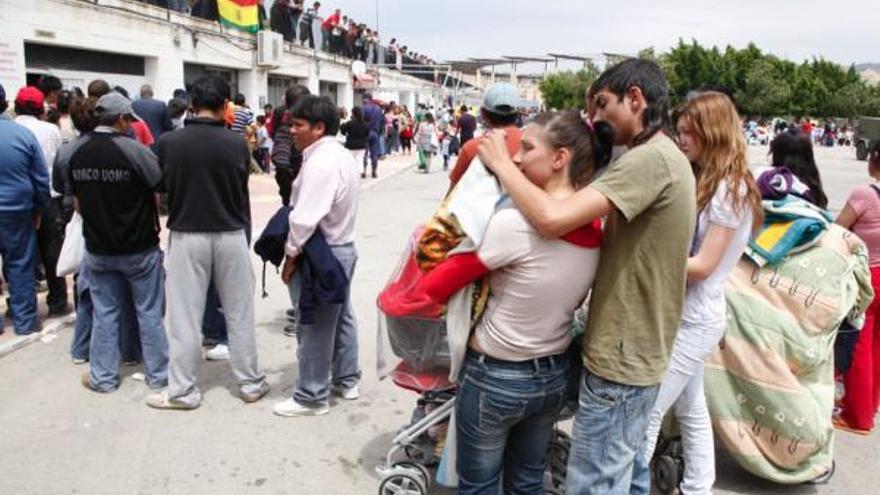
[456,350,568,494]
[201,282,228,346]
[635,321,725,495]
[566,369,659,494]
[0,211,39,334]
[366,131,380,170]
[70,267,142,363]
[289,244,359,407]
[84,247,168,392]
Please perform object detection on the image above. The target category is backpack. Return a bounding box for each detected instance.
[253,205,292,297]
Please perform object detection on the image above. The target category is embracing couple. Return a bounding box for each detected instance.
[434,58,759,494]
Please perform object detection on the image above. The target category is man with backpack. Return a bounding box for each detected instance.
[271,86,311,207]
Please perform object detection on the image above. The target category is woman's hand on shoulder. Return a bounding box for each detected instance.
[477,130,514,174]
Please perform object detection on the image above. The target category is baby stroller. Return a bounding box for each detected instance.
[375,230,573,495]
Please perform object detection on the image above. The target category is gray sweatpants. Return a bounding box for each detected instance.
[291,244,360,407]
[166,230,266,406]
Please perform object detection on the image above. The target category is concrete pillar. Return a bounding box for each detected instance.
[238,67,268,109]
[510,63,518,86]
[307,59,320,96]
[337,80,353,113]
[475,70,482,90]
[144,55,184,101]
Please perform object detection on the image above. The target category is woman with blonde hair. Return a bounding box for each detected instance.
[636,91,762,494]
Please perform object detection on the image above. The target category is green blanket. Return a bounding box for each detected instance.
[705,224,873,483]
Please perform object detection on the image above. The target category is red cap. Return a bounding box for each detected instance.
[15,86,45,107]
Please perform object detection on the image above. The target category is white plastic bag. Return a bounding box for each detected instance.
[57,212,84,276]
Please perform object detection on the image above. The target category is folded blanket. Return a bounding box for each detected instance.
[746,195,832,267]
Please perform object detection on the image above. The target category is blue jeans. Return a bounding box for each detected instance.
[289,244,359,407]
[0,211,39,334]
[366,131,380,170]
[566,369,659,494]
[70,267,142,363]
[201,282,228,346]
[84,247,168,392]
[456,350,569,494]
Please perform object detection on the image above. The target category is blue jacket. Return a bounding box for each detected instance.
[132,98,173,149]
[363,102,384,135]
[0,120,50,213]
[299,229,349,325]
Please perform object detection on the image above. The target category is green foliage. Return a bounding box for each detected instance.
[538,63,601,110]
[655,40,878,117]
[539,40,879,117]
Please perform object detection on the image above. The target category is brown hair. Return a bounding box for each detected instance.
[529,110,615,189]
[676,92,763,229]
[69,96,99,133]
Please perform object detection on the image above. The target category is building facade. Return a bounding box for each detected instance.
[1,0,438,110]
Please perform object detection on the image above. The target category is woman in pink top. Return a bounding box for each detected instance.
[835,141,880,434]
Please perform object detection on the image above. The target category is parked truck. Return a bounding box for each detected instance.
[855,117,880,160]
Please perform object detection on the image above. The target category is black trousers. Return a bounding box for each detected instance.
[275,167,295,207]
[38,197,69,311]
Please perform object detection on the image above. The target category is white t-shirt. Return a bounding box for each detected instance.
[474,208,601,361]
[15,115,63,198]
[682,179,753,325]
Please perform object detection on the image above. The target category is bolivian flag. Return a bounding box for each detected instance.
[218,0,260,33]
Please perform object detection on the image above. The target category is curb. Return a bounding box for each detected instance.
[0,314,75,359]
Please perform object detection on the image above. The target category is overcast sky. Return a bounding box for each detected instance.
[336,0,878,69]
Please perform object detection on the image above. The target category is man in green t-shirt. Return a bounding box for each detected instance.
[477,58,696,494]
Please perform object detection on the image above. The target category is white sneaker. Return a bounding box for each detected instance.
[273,398,329,417]
[334,384,360,400]
[205,344,230,361]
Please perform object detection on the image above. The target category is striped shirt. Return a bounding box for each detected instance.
[230,106,254,135]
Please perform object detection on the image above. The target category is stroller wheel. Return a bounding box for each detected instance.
[378,469,427,495]
[653,455,683,495]
[393,462,431,489]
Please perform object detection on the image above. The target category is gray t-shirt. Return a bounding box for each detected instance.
[682,179,754,325]
[475,208,601,361]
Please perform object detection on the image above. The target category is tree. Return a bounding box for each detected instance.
[538,63,601,110]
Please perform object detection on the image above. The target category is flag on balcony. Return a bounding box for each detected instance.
[217,0,260,33]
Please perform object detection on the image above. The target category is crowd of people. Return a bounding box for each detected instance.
[135,0,437,70]
[745,116,856,147]
[2,55,880,494]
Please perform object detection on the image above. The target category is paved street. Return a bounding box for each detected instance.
[0,146,878,495]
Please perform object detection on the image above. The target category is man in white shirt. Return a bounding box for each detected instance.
[274,95,361,418]
[14,86,69,315]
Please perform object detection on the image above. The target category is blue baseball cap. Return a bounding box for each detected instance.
[481,83,521,116]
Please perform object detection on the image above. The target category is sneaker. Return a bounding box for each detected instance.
[333,384,360,400]
[72,357,88,365]
[205,344,231,361]
[273,398,329,417]
[240,381,270,403]
[146,391,200,411]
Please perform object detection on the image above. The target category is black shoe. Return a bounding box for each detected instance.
[48,305,72,317]
[371,171,378,179]
[283,323,299,337]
